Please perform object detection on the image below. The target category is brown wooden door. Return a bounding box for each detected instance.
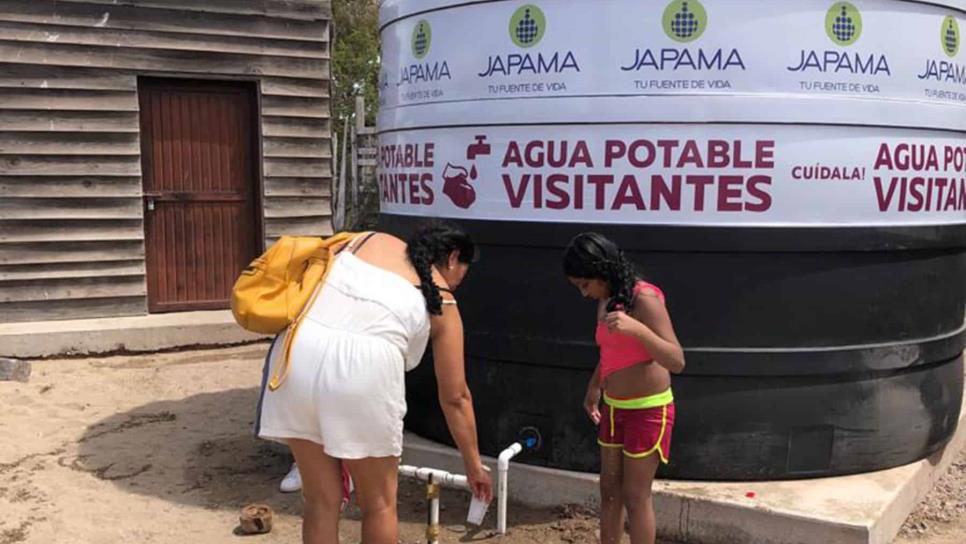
[139,79,260,313]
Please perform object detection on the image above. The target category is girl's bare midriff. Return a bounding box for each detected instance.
[602,360,671,399]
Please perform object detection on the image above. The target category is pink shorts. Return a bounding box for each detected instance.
[598,398,675,463]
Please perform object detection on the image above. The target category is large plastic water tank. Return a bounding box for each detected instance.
[377,0,966,479]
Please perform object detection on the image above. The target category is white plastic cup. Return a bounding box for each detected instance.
[466,495,490,526]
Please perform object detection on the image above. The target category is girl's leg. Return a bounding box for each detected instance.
[287,439,344,544]
[622,453,661,544]
[344,456,399,544]
[599,445,625,544]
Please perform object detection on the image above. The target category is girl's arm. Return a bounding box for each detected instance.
[584,298,606,423]
[604,291,686,374]
[583,364,602,424]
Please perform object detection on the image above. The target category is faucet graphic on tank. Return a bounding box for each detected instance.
[467,135,491,160]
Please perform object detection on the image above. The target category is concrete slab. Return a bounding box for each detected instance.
[402,386,966,544]
[0,310,269,358]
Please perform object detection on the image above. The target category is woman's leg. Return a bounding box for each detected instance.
[599,445,625,544]
[622,452,660,544]
[287,439,344,544]
[344,456,400,544]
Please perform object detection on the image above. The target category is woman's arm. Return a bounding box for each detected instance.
[430,295,493,501]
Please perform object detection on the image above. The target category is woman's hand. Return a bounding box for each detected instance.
[604,310,645,337]
[466,463,493,502]
[430,297,492,502]
[584,386,602,425]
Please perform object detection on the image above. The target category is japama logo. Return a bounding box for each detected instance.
[826,2,862,46]
[621,0,744,72]
[509,5,546,48]
[479,3,580,77]
[943,16,960,58]
[398,19,451,87]
[411,19,431,59]
[917,16,966,84]
[663,0,707,43]
[788,2,889,75]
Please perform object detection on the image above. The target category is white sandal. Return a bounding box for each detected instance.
[279,462,302,493]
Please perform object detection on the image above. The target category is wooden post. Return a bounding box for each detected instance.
[339,117,349,230]
[350,123,359,225]
[331,129,343,231]
[355,95,367,134]
[349,95,377,228]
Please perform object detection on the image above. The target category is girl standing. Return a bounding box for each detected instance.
[563,232,685,544]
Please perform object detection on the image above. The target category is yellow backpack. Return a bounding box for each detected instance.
[231,231,368,390]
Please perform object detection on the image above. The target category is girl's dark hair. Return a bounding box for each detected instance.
[406,222,476,315]
[563,232,638,312]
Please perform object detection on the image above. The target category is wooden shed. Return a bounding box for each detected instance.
[0,0,333,322]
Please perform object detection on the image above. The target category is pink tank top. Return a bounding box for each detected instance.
[596,281,665,380]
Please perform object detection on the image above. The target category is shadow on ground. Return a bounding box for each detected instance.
[73,387,303,514]
[71,386,565,538]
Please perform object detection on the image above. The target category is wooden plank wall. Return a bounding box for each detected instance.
[0,0,332,322]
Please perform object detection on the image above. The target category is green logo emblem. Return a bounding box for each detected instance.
[509,4,546,48]
[663,0,707,43]
[943,16,960,58]
[826,2,862,46]
[411,20,431,59]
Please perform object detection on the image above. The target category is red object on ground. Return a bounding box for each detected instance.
[341,463,353,510]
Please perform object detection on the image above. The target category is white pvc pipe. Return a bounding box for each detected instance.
[400,440,528,536]
[429,492,440,544]
[497,442,524,535]
[399,465,471,490]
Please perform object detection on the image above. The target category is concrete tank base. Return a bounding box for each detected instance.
[401,376,966,544]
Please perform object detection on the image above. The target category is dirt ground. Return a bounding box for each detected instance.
[895,442,966,544]
[0,344,649,544]
[0,344,962,544]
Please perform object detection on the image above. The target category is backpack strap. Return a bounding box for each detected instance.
[268,232,373,391]
[335,231,374,256]
[349,232,376,254]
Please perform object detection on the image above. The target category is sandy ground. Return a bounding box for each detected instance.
[0,344,962,544]
[0,344,653,544]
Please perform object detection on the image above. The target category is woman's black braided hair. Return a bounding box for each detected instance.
[562,232,639,312]
[406,222,477,316]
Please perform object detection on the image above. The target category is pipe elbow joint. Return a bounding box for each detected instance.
[498,443,523,470]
